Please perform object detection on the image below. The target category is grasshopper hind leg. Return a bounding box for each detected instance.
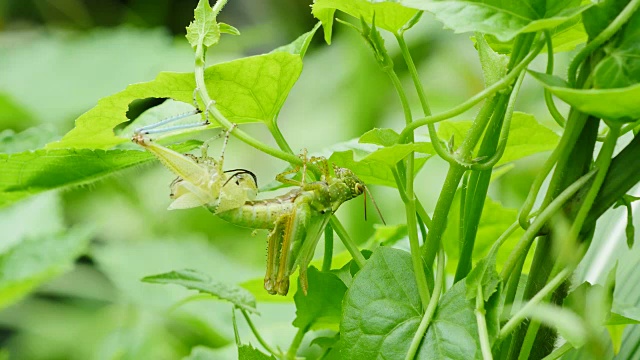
[264,216,287,295]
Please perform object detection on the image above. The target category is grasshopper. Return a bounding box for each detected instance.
[131,102,367,296]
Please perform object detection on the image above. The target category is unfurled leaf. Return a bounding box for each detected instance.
[49,52,302,150]
[437,112,559,166]
[238,344,276,360]
[398,0,591,41]
[0,141,200,208]
[272,22,320,58]
[340,247,481,359]
[312,0,418,43]
[186,0,220,48]
[0,227,92,309]
[329,142,433,187]
[142,269,257,313]
[292,267,346,331]
[530,70,640,123]
[359,128,400,147]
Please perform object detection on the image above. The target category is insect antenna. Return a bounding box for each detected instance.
[364,185,386,225]
[223,168,258,187]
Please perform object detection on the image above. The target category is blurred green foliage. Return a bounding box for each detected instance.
[1,0,639,359]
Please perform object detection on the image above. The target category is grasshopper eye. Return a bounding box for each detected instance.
[355,183,364,195]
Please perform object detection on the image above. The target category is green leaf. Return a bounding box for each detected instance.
[49,52,303,150]
[312,0,419,44]
[613,194,639,248]
[0,141,200,208]
[0,126,59,154]
[367,223,408,246]
[483,12,588,54]
[219,23,240,36]
[142,269,257,313]
[476,33,508,87]
[271,22,321,58]
[292,266,346,331]
[329,142,433,188]
[359,128,400,147]
[592,9,640,89]
[529,70,640,123]
[437,112,559,167]
[0,227,92,310]
[238,344,277,360]
[340,247,481,359]
[465,256,501,301]
[582,0,629,39]
[397,0,591,41]
[606,324,626,354]
[186,0,221,48]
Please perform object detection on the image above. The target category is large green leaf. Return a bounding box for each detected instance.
[142,269,257,313]
[340,247,481,359]
[312,0,419,43]
[0,227,92,310]
[292,266,346,331]
[396,0,591,41]
[48,52,303,149]
[437,112,559,167]
[0,141,200,208]
[529,70,640,123]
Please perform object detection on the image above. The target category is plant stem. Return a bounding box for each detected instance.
[564,124,620,263]
[518,110,587,228]
[385,61,430,306]
[322,223,334,272]
[286,326,308,360]
[501,170,596,280]
[405,246,445,360]
[476,285,494,360]
[267,122,295,154]
[567,0,640,85]
[241,309,281,358]
[330,218,366,268]
[543,31,565,128]
[398,39,545,143]
[499,268,572,339]
[422,165,466,268]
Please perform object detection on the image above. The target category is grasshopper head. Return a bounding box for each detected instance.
[332,165,365,201]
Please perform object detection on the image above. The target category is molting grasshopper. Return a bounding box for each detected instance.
[132,120,366,296]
